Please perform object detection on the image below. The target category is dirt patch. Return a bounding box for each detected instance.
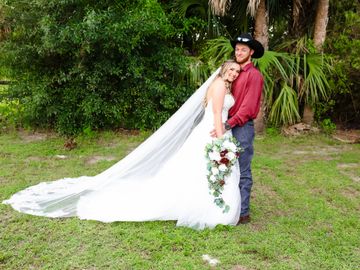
[339,171,360,182]
[25,156,44,162]
[254,183,279,199]
[332,130,360,144]
[20,133,48,142]
[0,177,9,184]
[282,125,360,144]
[337,163,360,182]
[116,128,140,136]
[341,187,360,199]
[125,142,142,154]
[282,123,320,136]
[86,155,117,165]
[285,144,357,163]
[18,130,55,143]
[337,163,359,169]
[232,266,252,270]
[105,142,119,148]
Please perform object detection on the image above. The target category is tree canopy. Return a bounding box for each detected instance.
[0,0,359,134]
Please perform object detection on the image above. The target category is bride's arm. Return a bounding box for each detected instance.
[211,81,226,138]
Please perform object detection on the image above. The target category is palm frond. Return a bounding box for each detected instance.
[208,0,231,16]
[255,51,292,82]
[300,53,331,105]
[275,36,310,54]
[201,36,233,66]
[292,0,303,29]
[172,0,208,18]
[246,0,261,17]
[275,36,332,108]
[187,57,212,87]
[172,0,226,38]
[268,83,300,126]
[254,50,294,107]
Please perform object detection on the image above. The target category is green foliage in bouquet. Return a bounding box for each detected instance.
[204,136,242,213]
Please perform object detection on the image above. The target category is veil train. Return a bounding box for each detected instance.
[2,68,221,218]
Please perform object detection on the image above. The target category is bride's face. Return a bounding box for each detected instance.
[224,63,241,82]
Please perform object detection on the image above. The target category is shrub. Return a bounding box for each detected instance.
[0,0,194,135]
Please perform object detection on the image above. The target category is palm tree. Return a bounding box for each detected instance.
[199,0,332,128]
[302,0,329,125]
[252,0,268,133]
[209,0,269,133]
[172,0,229,86]
[209,0,269,48]
[273,36,331,127]
[313,0,329,51]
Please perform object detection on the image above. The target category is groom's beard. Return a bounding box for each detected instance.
[235,53,251,65]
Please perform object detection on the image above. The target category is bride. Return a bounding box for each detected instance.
[3,60,242,230]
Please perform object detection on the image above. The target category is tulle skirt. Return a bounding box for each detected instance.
[77,119,241,230]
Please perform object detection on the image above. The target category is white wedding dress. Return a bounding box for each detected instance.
[3,71,241,230]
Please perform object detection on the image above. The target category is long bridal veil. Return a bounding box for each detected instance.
[3,68,221,218]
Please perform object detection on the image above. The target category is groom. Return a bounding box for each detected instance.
[224,33,264,224]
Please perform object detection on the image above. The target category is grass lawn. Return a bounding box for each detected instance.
[0,130,359,270]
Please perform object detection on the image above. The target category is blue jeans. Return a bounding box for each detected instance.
[232,120,255,217]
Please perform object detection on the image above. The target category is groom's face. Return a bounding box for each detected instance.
[235,43,253,64]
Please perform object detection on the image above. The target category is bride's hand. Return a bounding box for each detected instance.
[210,125,225,138]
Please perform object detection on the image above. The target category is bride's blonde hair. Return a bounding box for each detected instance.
[203,59,238,107]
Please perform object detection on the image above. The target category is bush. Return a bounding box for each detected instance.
[0,88,25,131]
[0,0,194,135]
[324,8,360,127]
[320,118,337,134]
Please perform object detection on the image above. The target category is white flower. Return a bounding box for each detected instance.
[210,175,216,181]
[218,164,227,172]
[226,151,236,160]
[211,167,219,175]
[208,150,221,161]
[223,139,237,152]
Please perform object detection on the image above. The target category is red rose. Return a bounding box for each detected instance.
[219,180,225,186]
[220,157,230,165]
[220,150,228,157]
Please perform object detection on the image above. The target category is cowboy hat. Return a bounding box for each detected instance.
[231,33,264,58]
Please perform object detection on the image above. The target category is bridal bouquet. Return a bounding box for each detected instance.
[205,135,242,213]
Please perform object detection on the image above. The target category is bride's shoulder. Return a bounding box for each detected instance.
[209,77,226,91]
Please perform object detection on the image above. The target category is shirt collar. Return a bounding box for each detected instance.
[241,62,254,72]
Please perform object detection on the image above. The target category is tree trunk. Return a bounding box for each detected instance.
[253,0,268,134]
[254,0,269,50]
[302,0,329,124]
[291,0,302,37]
[313,0,329,52]
[302,104,314,125]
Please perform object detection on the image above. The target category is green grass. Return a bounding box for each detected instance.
[0,130,359,269]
